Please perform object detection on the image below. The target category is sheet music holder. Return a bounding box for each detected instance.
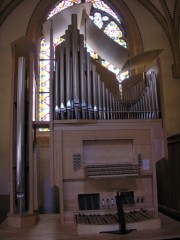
[100,192,136,235]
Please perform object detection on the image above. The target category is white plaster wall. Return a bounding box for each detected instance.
[126,0,180,136]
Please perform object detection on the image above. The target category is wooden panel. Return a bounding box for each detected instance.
[83,139,134,165]
[157,134,180,220]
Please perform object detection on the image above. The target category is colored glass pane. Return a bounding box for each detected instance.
[39,38,64,122]
[104,21,123,45]
[102,59,120,81]
[39,60,50,92]
[119,39,127,48]
[86,44,98,59]
[102,16,109,21]
[39,93,50,121]
[120,71,129,80]
[40,38,50,59]
[48,0,81,19]
[86,0,120,23]
[93,12,103,29]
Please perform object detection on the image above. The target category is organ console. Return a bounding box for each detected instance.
[53,14,161,121]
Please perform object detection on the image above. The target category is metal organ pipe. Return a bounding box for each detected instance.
[92,65,98,119]
[54,59,60,120]
[106,88,110,120]
[16,57,26,209]
[60,42,66,119]
[65,28,72,119]
[86,52,93,119]
[152,72,159,118]
[102,82,106,119]
[53,14,160,121]
[79,34,87,119]
[97,75,102,119]
[72,14,80,119]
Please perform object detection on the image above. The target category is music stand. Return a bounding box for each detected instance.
[100,192,136,235]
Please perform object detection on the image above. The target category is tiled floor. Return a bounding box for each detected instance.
[0,213,180,240]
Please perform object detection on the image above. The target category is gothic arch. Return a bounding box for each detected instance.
[26,0,143,57]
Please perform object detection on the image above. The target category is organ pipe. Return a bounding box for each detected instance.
[79,34,87,119]
[65,28,72,119]
[60,42,66,119]
[97,75,102,119]
[54,59,60,120]
[53,14,161,121]
[72,14,80,119]
[92,65,98,119]
[16,57,26,197]
[86,52,93,119]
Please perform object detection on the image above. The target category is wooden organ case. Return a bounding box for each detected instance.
[9,7,165,233]
[50,14,165,234]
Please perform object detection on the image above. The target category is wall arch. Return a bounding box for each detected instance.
[26,0,143,56]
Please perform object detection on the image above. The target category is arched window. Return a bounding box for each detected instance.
[39,0,128,122]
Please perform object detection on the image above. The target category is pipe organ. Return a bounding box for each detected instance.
[53,14,161,121]
[9,11,165,232]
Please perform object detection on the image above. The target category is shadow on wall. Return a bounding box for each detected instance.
[0,195,10,223]
[39,186,59,214]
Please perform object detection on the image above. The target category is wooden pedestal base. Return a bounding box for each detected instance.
[8,213,38,228]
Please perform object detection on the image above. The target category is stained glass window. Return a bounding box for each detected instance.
[86,44,98,60]
[104,21,122,44]
[86,0,120,23]
[39,39,50,121]
[48,0,81,19]
[39,0,128,122]
[102,59,120,79]
[39,37,63,121]
[93,12,103,29]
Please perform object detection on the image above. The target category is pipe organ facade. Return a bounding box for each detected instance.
[53,14,161,121]
[9,11,165,233]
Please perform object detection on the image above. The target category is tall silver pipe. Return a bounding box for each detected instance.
[112,95,115,119]
[143,93,147,119]
[86,53,93,119]
[66,28,72,119]
[115,98,118,119]
[119,101,122,119]
[106,88,110,120]
[112,94,116,119]
[134,84,138,118]
[54,59,60,119]
[146,86,152,118]
[60,42,66,119]
[16,57,26,200]
[152,72,159,118]
[97,75,102,119]
[149,75,155,118]
[140,97,143,119]
[79,34,87,119]
[109,92,113,119]
[92,65,98,119]
[72,14,80,119]
[102,82,106,119]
